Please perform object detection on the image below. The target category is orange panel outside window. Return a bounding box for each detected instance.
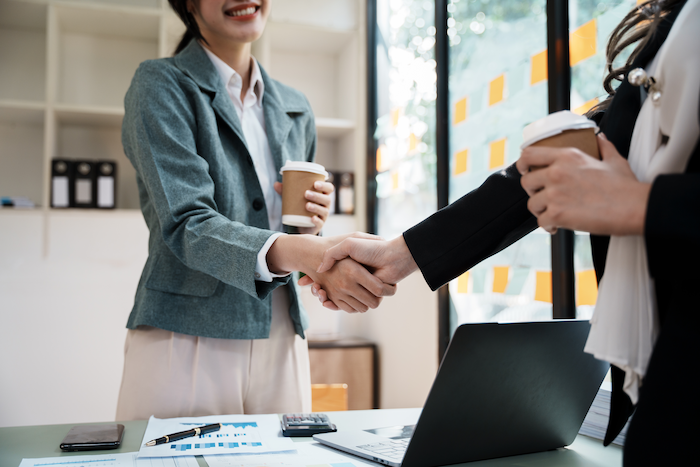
[489,74,505,106]
[489,138,506,170]
[535,271,553,303]
[376,145,385,172]
[457,271,470,294]
[492,266,509,294]
[576,269,599,306]
[391,108,401,127]
[454,97,468,125]
[530,49,548,85]
[570,19,597,66]
[454,148,468,176]
[409,133,419,153]
[574,98,599,115]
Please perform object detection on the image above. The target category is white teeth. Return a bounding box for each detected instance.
[229,6,256,17]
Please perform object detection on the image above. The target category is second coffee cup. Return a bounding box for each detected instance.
[280,161,328,228]
[521,110,600,159]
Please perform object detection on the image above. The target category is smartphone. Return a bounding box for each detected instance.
[59,424,125,451]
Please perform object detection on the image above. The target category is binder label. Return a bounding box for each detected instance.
[98,177,115,208]
[76,179,93,204]
[52,177,70,207]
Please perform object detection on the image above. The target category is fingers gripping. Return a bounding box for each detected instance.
[317,239,356,273]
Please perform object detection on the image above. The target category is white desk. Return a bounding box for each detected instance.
[0,408,622,467]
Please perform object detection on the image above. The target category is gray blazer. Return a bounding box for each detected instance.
[122,40,313,339]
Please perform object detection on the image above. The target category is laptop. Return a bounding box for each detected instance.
[314,320,609,467]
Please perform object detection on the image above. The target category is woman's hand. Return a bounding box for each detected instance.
[274,180,334,235]
[304,256,396,313]
[516,133,651,236]
[298,235,415,310]
[267,232,396,313]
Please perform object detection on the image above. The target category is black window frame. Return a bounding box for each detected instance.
[367,0,577,362]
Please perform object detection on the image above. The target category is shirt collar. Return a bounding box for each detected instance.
[202,45,265,106]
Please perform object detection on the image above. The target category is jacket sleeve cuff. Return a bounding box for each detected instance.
[255,232,291,282]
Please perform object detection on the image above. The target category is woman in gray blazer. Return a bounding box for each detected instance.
[115,0,394,420]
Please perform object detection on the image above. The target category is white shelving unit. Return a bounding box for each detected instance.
[1,0,366,239]
[0,0,160,219]
[0,0,47,210]
[256,20,360,172]
[255,1,367,229]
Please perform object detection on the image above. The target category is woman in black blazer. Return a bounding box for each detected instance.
[310,1,699,464]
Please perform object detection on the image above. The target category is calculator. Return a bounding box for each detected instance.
[281,413,337,437]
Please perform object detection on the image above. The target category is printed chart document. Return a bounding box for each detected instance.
[204,441,376,467]
[139,414,296,458]
[19,452,198,467]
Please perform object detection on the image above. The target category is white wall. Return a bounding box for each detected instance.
[308,220,440,410]
[339,271,439,409]
[0,210,148,427]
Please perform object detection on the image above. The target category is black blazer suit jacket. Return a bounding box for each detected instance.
[403,1,699,451]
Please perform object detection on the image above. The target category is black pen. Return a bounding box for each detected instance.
[145,423,222,446]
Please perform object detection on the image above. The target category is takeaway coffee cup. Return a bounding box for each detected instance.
[280,161,328,228]
[521,110,600,159]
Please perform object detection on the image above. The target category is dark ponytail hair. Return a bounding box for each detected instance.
[168,0,209,55]
[586,0,684,118]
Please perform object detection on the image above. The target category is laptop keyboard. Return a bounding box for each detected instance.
[358,438,409,461]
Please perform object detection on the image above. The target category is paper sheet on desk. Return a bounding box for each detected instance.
[139,414,296,458]
[204,441,376,467]
[19,452,198,467]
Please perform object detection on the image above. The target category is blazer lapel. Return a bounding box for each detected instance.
[212,92,248,149]
[259,65,309,175]
[174,40,248,150]
[173,42,311,172]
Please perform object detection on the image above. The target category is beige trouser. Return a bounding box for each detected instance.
[115,287,311,421]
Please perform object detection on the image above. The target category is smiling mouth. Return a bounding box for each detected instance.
[225,5,259,18]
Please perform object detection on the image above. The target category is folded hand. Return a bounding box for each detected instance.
[516,133,651,236]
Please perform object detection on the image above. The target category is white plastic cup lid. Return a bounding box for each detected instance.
[279,161,328,178]
[521,110,599,149]
[282,214,316,228]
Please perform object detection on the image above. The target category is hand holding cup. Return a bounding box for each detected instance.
[517,113,650,236]
[279,161,330,232]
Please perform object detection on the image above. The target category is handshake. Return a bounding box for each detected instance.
[267,232,419,313]
[267,127,640,313]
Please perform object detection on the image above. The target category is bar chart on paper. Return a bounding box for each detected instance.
[139,415,295,458]
[170,423,264,452]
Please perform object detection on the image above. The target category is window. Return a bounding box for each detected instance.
[373,0,438,240]
[446,0,551,333]
[369,0,638,354]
